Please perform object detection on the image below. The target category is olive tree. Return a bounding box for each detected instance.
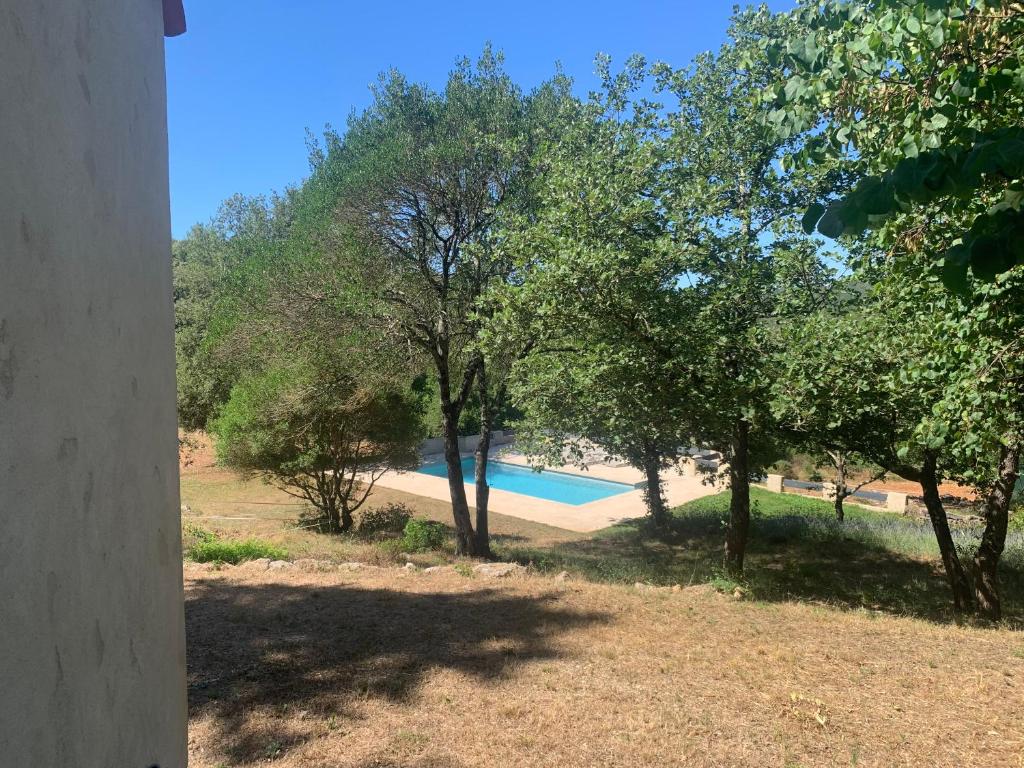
[173,193,294,431]
[294,49,570,555]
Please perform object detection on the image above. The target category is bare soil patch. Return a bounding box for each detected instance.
[186,563,1024,768]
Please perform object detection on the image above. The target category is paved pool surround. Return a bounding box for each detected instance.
[376,452,722,532]
[0,2,187,765]
[418,457,636,505]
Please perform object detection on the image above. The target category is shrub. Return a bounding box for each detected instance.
[374,538,407,558]
[186,535,287,564]
[359,502,413,536]
[212,363,422,533]
[401,518,448,552]
[181,521,217,550]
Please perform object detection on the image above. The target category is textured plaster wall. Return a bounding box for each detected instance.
[0,1,187,765]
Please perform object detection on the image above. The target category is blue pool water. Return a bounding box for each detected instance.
[417,457,633,506]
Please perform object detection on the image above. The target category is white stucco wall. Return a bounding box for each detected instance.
[0,2,187,766]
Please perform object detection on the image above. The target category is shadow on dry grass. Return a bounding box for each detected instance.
[499,489,1024,627]
[186,580,608,764]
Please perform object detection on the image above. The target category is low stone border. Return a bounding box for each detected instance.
[188,557,530,579]
[763,473,908,512]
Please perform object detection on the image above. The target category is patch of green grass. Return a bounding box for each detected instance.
[393,729,429,748]
[708,574,743,594]
[263,740,283,760]
[186,531,288,565]
[182,520,218,549]
[1010,502,1024,533]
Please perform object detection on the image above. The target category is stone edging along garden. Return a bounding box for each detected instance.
[185,557,530,579]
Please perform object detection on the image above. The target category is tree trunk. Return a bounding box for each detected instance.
[325,496,341,534]
[474,365,493,558]
[725,419,751,577]
[919,452,974,614]
[641,445,669,528]
[829,450,847,523]
[973,441,1021,621]
[441,404,476,555]
[833,492,845,523]
[339,503,354,533]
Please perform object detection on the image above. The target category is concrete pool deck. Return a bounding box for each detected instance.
[373,452,723,532]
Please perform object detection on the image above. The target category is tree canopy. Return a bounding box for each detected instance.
[769,0,1024,290]
[173,10,1024,620]
[213,356,422,533]
[486,62,694,525]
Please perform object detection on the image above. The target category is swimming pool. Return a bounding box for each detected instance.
[417,457,634,506]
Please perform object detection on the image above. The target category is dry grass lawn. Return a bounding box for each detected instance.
[186,562,1024,768]
[182,434,1024,766]
[180,451,582,565]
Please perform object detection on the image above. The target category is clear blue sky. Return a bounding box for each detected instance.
[165,1,794,238]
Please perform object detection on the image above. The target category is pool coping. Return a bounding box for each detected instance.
[371,450,721,533]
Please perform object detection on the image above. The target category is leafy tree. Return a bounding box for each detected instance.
[770,0,1024,289]
[805,447,885,524]
[289,49,571,554]
[494,11,833,554]
[212,359,422,533]
[774,271,1023,617]
[773,288,970,610]
[770,0,1024,617]
[173,193,294,431]
[174,228,229,432]
[487,68,695,525]
[929,269,1024,618]
[766,277,887,522]
[656,7,835,574]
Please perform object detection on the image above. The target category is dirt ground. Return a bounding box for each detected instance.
[185,562,1024,768]
[180,430,219,470]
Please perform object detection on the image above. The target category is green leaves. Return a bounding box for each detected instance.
[857,176,897,215]
[958,208,1024,282]
[963,131,1024,181]
[801,128,1024,286]
[793,33,821,66]
[487,71,697,475]
[773,0,1024,292]
[213,358,422,531]
[816,205,846,238]
[941,244,971,294]
[802,202,826,235]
